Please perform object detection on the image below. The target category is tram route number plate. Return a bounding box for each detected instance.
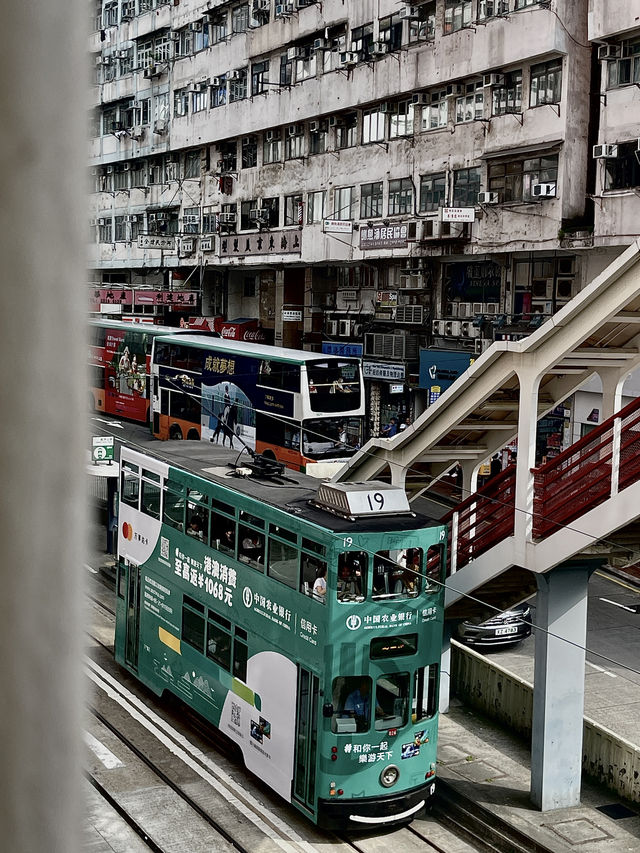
[92,436,115,462]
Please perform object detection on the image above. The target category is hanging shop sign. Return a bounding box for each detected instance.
[134,290,199,307]
[441,208,476,223]
[218,230,302,257]
[360,223,409,249]
[323,219,353,234]
[137,234,177,250]
[419,349,475,402]
[213,317,270,343]
[363,362,406,381]
[322,342,364,357]
[376,290,398,308]
[282,310,303,322]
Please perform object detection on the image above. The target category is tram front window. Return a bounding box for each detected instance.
[337,551,367,602]
[372,548,422,599]
[375,673,410,730]
[330,673,410,733]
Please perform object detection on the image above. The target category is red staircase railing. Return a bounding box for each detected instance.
[532,395,640,539]
[443,466,516,576]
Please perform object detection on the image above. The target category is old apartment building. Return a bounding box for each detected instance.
[89,0,640,437]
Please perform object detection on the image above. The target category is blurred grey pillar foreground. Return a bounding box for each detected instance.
[0,2,86,851]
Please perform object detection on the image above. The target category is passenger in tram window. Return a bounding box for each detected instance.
[338,554,364,599]
[343,679,383,731]
[187,515,204,541]
[312,565,327,602]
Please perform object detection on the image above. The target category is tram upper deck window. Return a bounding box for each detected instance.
[163,482,185,532]
[121,461,139,509]
[337,551,367,602]
[239,525,265,569]
[187,489,209,543]
[141,469,161,520]
[212,512,236,555]
[301,552,327,601]
[372,549,422,600]
[267,535,298,590]
[425,544,444,592]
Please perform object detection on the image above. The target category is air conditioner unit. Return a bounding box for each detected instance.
[287,46,299,61]
[249,208,268,221]
[483,73,505,87]
[242,135,255,145]
[399,275,412,289]
[339,51,359,67]
[593,143,618,159]
[170,31,180,42]
[379,101,396,114]
[472,303,484,315]
[98,218,106,226]
[219,212,237,224]
[313,37,329,51]
[475,338,492,354]
[446,83,464,96]
[183,214,199,224]
[275,3,294,16]
[265,129,275,142]
[328,115,338,127]
[432,320,446,336]
[411,93,429,105]
[148,213,156,222]
[90,167,99,176]
[95,56,103,66]
[444,320,461,336]
[288,123,302,136]
[484,303,499,315]
[402,6,419,20]
[477,191,499,204]
[130,126,144,139]
[190,21,203,31]
[125,214,138,222]
[106,165,114,174]
[457,302,473,318]
[396,305,423,324]
[532,182,556,198]
[123,162,131,171]
[598,44,621,61]
[144,64,158,78]
[309,120,322,133]
[228,69,241,80]
[211,77,221,87]
[370,42,388,58]
[326,320,339,336]
[338,319,351,337]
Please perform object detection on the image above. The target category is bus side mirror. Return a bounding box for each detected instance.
[322,702,334,718]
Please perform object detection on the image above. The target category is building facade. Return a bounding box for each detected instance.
[89,0,638,442]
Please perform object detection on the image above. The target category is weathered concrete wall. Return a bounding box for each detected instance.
[451,640,640,804]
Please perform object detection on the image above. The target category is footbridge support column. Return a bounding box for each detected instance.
[530,560,599,810]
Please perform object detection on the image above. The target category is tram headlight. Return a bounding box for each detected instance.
[379,764,400,788]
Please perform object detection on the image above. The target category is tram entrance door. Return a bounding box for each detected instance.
[293,667,319,814]
[124,560,141,671]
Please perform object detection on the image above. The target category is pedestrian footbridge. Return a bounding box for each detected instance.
[334,240,640,811]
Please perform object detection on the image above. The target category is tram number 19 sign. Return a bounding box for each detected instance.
[92,435,115,463]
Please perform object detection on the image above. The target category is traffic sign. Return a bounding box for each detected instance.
[92,435,115,463]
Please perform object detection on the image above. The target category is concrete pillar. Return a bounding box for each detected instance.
[595,367,628,421]
[531,563,593,810]
[514,368,541,550]
[0,2,86,851]
[274,269,285,345]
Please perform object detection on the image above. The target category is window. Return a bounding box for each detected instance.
[333,186,355,221]
[211,76,227,109]
[280,53,293,87]
[453,167,481,206]
[455,82,484,123]
[184,151,201,179]
[182,596,205,652]
[390,100,414,138]
[241,135,258,168]
[309,122,327,155]
[360,182,383,219]
[113,168,129,191]
[605,141,640,190]
[285,125,305,160]
[362,107,385,143]
[478,0,509,17]
[294,46,316,82]
[232,4,249,33]
[238,525,264,569]
[372,549,421,599]
[218,141,237,173]
[262,196,280,228]
[284,194,303,226]
[388,178,413,215]
[251,60,269,96]
[530,59,562,107]
[114,215,127,241]
[514,0,536,7]
[350,23,374,61]
[229,69,247,102]
[331,676,372,733]
[379,13,403,52]
[263,130,282,164]
[422,91,448,130]
[607,41,640,88]
[307,190,325,223]
[174,88,189,117]
[412,664,439,722]
[98,218,113,244]
[488,154,558,202]
[163,483,185,531]
[301,552,327,599]
[375,673,410,730]
[192,86,208,113]
[240,199,258,231]
[492,71,522,115]
[207,612,232,670]
[419,172,447,211]
[444,0,473,34]
[408,1,435,42]
[336,113,358,149]
[210,14,227,44]
[121,462,139,509]
[211,511,236,555]
[267,533,298,590]
[337,551,367,601]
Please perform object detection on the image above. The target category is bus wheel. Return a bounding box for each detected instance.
[186,429,200,441]
[169,425,183,440]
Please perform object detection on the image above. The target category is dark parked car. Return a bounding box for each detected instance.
[455,602,532,647]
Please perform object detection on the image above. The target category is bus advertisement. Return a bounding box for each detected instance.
[150,334,366,472]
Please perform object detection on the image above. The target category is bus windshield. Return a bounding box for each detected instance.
[302,417,361,460]
[307,360,361,412]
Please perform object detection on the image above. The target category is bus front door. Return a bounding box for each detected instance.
[124,561,141,672]
[293,667,319,815]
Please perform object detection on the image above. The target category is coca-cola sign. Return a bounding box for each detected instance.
[214,317,269,343]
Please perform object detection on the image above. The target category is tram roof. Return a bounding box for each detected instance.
[124,440,441,534]
[153,333,360,364]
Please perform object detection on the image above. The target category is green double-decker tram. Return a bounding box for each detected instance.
[115,442,446,828]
